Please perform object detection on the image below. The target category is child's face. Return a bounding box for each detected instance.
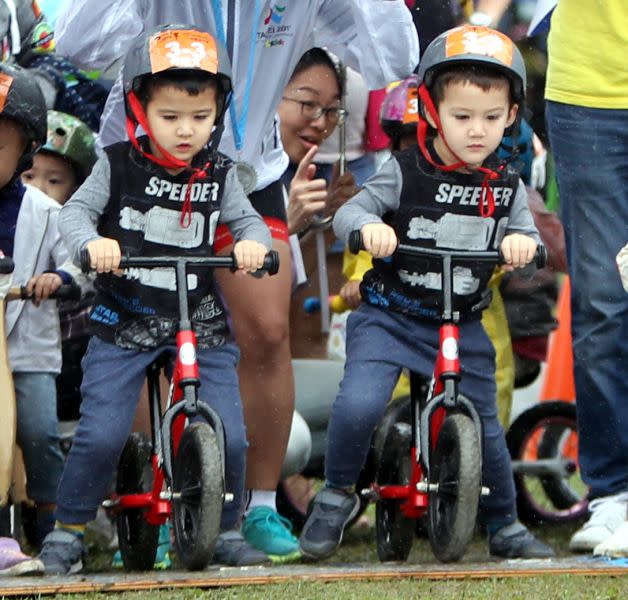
[278,64,341,164]
[144,84,218,169]
[22,152,79,205]
[0,119,27,188]
[430,80,517,169]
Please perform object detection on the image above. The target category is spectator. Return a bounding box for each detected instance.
[543,0,628,554]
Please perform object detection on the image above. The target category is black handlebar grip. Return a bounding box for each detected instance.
[80,248,91,273]
[18,284,82,301]
[348,230,362,254]
[263,250,280,276]
[535,245,547,269]
[0,256,15,274]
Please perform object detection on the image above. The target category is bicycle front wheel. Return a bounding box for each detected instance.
[172,422,223,570]
[428,413,481,563]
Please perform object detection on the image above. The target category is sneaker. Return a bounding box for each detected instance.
[111,523,171,569]
[87,507,118,551]
[38,529,85,575]
[212,530,271,567]
[242,506,301,562]
[489,522,556,559]
[570,492,628,552]
[0,537,44,576]
[299,487,360,560]
[593,520,628,558]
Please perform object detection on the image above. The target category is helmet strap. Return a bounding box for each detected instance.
[416,83,499,218]
[125,91,212,228]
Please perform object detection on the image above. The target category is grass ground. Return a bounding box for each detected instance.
[27,514,628,600]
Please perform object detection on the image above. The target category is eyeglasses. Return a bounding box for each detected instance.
[282,97,347,124]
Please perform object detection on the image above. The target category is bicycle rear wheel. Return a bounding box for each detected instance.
[375,423,414,561]
[172,422,223,570]
[116,432,159,571]
[428,413,481,563]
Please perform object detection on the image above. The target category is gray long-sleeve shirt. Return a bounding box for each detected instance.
[59,152,271,263]
[333,153,540,245]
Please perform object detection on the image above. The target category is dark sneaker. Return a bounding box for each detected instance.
[212,530,271,567]
[242,506,301,562]
[489,522,556,559]
[38,529,85,575]
[299,487,360,560]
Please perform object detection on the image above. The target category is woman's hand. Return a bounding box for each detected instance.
[287,145,328,235]
[325,162,360,218]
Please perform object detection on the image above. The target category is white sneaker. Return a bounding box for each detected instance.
[569,491,628,552]
[593,521,628,558]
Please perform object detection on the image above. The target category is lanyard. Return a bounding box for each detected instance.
[210,0,262,152]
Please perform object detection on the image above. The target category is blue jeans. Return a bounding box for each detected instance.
[14,372,64,504]
[325,304,517,527]
[55,337,247,530]
[546,101,628,499]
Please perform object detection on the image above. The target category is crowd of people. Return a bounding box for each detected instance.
[0,0,626,578]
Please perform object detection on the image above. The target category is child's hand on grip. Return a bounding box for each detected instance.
[234,240,268,273]
[85,238,122,273]
[500,233,537,270]
[361,223,398,258]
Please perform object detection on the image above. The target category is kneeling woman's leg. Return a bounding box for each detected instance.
[196,343,247,531]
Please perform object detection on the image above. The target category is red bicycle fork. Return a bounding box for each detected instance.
[104,329,201,525]
[371,324,461,519]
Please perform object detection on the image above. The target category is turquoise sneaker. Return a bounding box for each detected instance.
[242,506,301,563]
[112,523,172,569]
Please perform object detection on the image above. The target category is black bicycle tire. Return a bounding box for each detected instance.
[506,401,588,526]
[375,423,415,562]
[172,422,223,570]
[116,432,160,571]
[428,413,481,563]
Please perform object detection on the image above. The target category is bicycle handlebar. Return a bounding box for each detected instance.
[79,249,280,276]
[348,230,547,269]
[5,284,82,302]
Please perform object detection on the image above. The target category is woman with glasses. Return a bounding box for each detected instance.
[278,48,360,239]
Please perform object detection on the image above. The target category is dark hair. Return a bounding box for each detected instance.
[430,64,516,108]
[289,47,343,95]
[136,69,219,105]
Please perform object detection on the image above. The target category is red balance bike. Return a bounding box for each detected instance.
[80,250,279,571]
[348,232,546,563]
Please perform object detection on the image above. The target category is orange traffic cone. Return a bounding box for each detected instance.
[540,277,576,403]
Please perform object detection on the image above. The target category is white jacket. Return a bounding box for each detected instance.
[6,185,82,373]
[55,0,419,190]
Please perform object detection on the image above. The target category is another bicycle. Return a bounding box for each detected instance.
[80,250,279,571]
[348,232,546,563]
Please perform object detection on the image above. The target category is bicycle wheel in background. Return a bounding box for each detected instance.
[116,432,159,571]
[507,400,588,526]
[375,422,414,561]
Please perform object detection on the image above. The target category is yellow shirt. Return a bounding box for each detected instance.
[546,0,628,109]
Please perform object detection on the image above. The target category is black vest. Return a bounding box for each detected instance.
[361,145,519,320]
[90,139,231,349]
